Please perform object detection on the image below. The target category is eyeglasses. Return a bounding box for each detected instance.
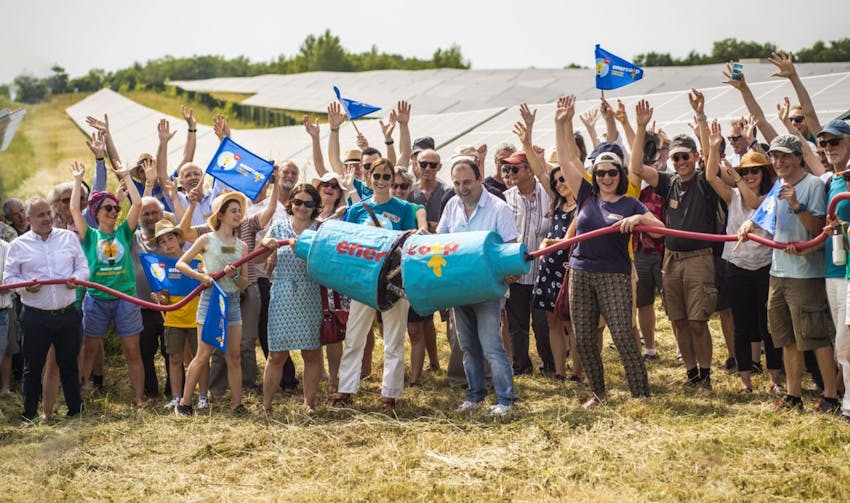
[671,153,691,162]
[727,135,742,142]
[292,199,316,208]
[372,173,392,181]
[819,138,845,148]
[789,116,805,123]
[736,167,762,176]
[100,204,119,213]
[320,181,340,190]
[593,168,620,178]
[362,162,372,171]
[418,161,439,170]
[392,183,410,190]
[501,165,521,175]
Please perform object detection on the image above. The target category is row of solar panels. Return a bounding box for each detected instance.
[0,108,26,152]
[67,70,850,185]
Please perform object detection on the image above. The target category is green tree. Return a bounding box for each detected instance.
[45,65,69,95]
[13,74,48,103]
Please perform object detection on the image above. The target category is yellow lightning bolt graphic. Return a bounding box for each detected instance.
[427,243,446,277]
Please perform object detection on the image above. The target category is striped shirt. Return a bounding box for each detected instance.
[504,181,551,284]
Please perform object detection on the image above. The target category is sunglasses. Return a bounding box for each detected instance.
[501,165,521,175]
[292,199,316,208]
[789,116,805,123]
[727,135,743,142]
[593,168,620,178]
[419,161,439,170]
[819,138,845,148]
[320,181,340,190]
[362,162,373,171]
[392,183,410,190]
[671,153,691,162]
[100,204,119,213]
[736,166,762,176]
[372,173,392,181]
[555,176,566,184]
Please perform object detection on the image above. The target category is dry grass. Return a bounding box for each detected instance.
[1,305,849,502]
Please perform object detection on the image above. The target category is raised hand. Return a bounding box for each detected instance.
[688,88,705,115]
[768,51,797,79]
[69,160,86,180]
[85,114,109,132]
[614,99,629,124]
[599,97,614,120]
[112,160,130,180]
[519,103,536,130]
[744,115,759,144]
[303,114,320,138]
[327,102,346,129]
[340,163,356,192]
[188,185,202,204]
[579,109,599,130]
[512,121,531,146]
[647,120,657,136]
[213,114,231,141]
[722,62,746,90]
[476,143,488,162]
[634,99,653,129]
[142,158,157,183]
[555,95,576,125]
[181,105,196,129]
[356,133,368,149]
[160,179,176,199]
[709,119,723,148]
[158,119,176,143]
[380,110,397,140]
[86,130,106,157]
[395,100,411,125]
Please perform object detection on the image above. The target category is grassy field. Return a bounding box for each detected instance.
[1,310,848,502]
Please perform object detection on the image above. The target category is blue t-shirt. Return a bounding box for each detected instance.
[825,175,850,278]
[345,197,417,231]
[347,178,374,207]
[569,180,648,275]
[771,173,825,279]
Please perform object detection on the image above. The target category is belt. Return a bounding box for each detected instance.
[666,248,712,260]
[25,304,76,316]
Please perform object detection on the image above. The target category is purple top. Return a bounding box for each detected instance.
[569,179,647,275]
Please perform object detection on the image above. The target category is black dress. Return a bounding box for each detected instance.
[532,205,576,311]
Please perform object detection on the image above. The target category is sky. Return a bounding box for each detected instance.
[2,0,849,85]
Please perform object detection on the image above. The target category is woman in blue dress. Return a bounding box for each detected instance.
[258,184,323,413]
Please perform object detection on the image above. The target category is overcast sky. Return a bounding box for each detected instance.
[2,0,848,85]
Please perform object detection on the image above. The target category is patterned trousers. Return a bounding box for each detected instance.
[569,269,649,398]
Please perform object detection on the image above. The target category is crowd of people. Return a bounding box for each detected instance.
[1,53,849,423]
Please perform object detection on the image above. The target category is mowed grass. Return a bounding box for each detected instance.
[1,306,849,502]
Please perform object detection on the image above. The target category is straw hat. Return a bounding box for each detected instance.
[150,219,184,243]
[207,191,248,229]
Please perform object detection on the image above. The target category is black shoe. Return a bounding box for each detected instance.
[815,396,840,414]
[643,353,659,362]
[512,367,533,376]
[774,394,804,411]
[750,361,763,374]
[175,403,194,417]
[724,357,737,372]
[230,404,250,416]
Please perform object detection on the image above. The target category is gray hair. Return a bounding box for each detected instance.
[48,181,88,204]
[394,167,414,185]
[140,196,164,211]
[3,198,23,216]
[418,149,441,163]
[493,142,517,162]
[24,196,50,217]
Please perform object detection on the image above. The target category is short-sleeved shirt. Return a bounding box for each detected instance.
[771,173,826,279]
[130,230,157,301]
[348,178,374,206]
[409,180,448,224]
[569,180,648,275]
[826,175,850,278]
[653,170,719,252]
[82,220,137,299]
[504,182,551,285]
[345,197,417,231]
[437,189,519,243]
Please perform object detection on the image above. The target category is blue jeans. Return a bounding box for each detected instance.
[0,308,9,361]
[453,298,516,406]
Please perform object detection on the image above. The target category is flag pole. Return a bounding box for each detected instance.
[349,119,362,137]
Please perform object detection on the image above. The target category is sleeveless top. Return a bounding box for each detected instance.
[203,232,243,294]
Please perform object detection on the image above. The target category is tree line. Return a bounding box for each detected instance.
[634,37,850,67]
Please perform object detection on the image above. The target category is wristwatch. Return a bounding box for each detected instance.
[791,203,808,214]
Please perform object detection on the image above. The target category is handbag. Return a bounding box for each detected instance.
[554,263,573,322]
[320,286,348,345]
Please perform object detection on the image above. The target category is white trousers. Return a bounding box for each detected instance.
[337,298,409,399]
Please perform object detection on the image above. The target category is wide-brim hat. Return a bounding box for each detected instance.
[150,219,184,243]
[736,151,776,179]
[207,191,248,229]
[312,172,342,188]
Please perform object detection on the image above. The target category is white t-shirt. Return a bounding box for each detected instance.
[722,188,772,270]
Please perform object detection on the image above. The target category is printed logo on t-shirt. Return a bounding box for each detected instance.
[97,238,125,266]
[367,213,395,228]
[606,213,624,221]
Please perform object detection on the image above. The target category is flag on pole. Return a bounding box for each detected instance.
[139,254,201,296]
[595,45,644,90]
[750,179,781,235]
[201,280,228,351]
[205,137,274,200]
[333,86,381,120]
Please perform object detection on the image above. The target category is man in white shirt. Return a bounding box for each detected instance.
[3,197,89,422]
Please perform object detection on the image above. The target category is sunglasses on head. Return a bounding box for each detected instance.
[819,138,845,148]
[320,181,340,189]
[392,183,410,190]
[372,173,392,181]
[727,135,742,142]
[292,199,316,208]
[593,168,620,178]
[789,116,805,123]
[100,204,119,213]
[501,165,521,175]
[737,166,762,176]
[419,161,439,170]
[671,153,691,162]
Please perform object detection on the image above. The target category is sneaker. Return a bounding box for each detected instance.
[164,397,180,410]
[456,400,483,412]
[724,357,737,372]
[488,403,513,417]
[175,403,193,417]
[774,394,803,411]
[815,396,840,414]
[197,395,209,409]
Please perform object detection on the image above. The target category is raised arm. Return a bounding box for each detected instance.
[180,105,197,169]
[114,161,142,230]
[68,161,89,240]
[86,114,122,168]
[554,96,586,198]
[380,110,398,166]
[777,97,826,175]
[327,102,346,175]
[769,51,821,135]
[142,159,158,197]
[213,114,231,142]
[156,118,176,185]
[178,186,201,242]
[599,98,619,142]
[706,120,733,204]
[396,101,412,168]
[302,115,327,176]
[514,103,555,200]
[688,89,710,156]
[579,109,601,149]
[630,100,659,188]
[722,63,779,142]
[257,165,281,229]
[614,99,636,148]
[86,130,108,193]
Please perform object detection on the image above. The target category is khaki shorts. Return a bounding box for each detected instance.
[662,248,716,322]
[164,326,198,356]
[767,276,835,351]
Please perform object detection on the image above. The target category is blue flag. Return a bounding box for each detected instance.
[201,280,228,351]
[750,179,781,235]
[139,254,201,296]
[333,86,381,120]
[595,45,644,90]
[205,137,274,200]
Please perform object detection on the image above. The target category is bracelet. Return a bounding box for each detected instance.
[331,127,339,132]
[734,178,743,184]
[696,114,707,122]
[385,140,394,145]
[188,128,197,133]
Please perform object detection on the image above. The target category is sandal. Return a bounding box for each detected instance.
[331,394,352,408]
[566,374,583,383]
[382,398,396,410]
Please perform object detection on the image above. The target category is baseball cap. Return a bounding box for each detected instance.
[768,134,802,155]
[502,151,528,165]
[817,119,850,138]
[411,137,435,155]
[669,135,698,156]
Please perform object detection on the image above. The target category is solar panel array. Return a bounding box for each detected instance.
[0,108,26,152]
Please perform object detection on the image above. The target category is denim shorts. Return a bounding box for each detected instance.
[82,295,144,337]
[195,289,242,327]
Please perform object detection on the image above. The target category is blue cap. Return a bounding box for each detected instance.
[817,119,850,138]
[588,141,625,162]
